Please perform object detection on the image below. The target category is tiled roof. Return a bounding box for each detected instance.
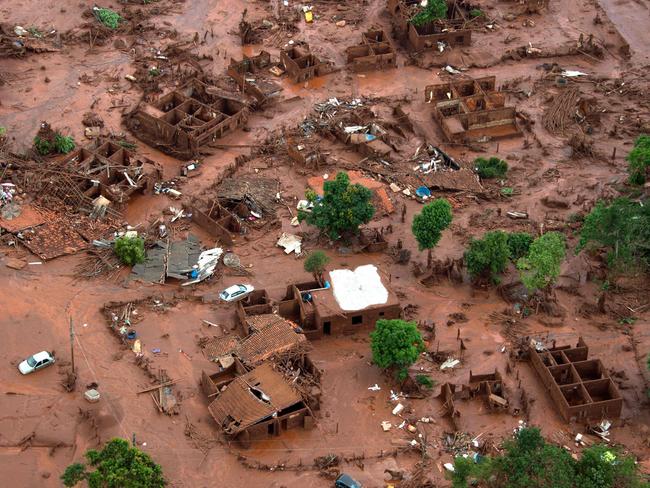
[237,314,307,365]
[207,362,303,435]
[202,335,241,361]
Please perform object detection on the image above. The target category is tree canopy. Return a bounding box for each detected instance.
[450,427,648,488]
[627,134,650,185]
[304,250,329,278]
[465,230,510,283]
[412,198,453,252]
[578,198,650,271]
[507,232,533,261]
[410,0,448,26]
[300,172,374,240]
[61,438,165,488]
[370,319,424,380]
[517,232,566,292]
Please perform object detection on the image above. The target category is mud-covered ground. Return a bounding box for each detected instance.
[1,0,649,486]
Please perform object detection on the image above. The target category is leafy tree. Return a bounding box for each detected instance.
[410,0,448,26]
[61,438,165,487]
[304,250,329,280]
[412,198,453,265]
[578,198,650,271]
[465,230,510,283]
[114,236,145,266]
[507,232,533,260]
[300,172,374,240]
[575,444,647,488]
[627,134,650,185]
[370,319,424,380]
[517,232,566,292]
[450,427,648,488]
[474,156,508,179]
[415,374,435,388]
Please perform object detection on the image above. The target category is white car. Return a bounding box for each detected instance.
[18,351,56,375]
[219,284,254,302]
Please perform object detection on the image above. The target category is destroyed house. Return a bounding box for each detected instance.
[346,30,397,72]
[59,140,159,210]
[425,76,521,142]
[207,362,310,443]
[227,51,282,106]
[126,78,248,158]
[280,43,331,83]
[201,313,307,366]
[279,265,401,339]
[388,0,472,52]
[530,338,622,422]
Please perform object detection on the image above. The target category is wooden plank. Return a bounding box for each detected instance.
[137,380,176,394]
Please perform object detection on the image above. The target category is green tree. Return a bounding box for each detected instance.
[412,198,453,265]
[410,0,448,26]
[370,319,424,381]
[95,7,123,29]
[465,230,510,283]
[54,134,76,154]
[578,198,650,271]
[304,250,329,281]
[507,232,533,260]
[474,156,508,179]
[627,134,650,185]
[575,444,647,488]
[300,172,374,240]
[114,236,145,266]
[61,438,165,487]
[517,232,566,292]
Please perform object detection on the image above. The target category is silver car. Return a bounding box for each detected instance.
[18,351,55,375]
[219,284,254,302]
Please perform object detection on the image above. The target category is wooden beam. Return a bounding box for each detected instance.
[137,380,176,394]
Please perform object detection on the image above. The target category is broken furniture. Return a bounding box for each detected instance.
[387,0,472,52]
[206,362,312,447]
[345,30,397,72]
[425,76,522,142]
[529,338,622,422]
[280,42,332,83]
[126,78,249,158]
[227,51,283,107]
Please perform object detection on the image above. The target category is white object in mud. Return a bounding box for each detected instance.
[329,264,388,311]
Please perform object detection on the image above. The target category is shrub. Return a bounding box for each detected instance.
[370,319,424,380]
[465,231,510,283]
[517,232,566,292]
[507,232,533,260]
[62,438,165,487]
[34,136,53,155]
[475,156,508,179]
[54,134,75,154]
[410,0,448,26]
[114,236,145,266]
[304,250,329,279]
[299,172,374,240]
[95,8,122,29]
[469,8,483,18]
[578,198,650,270]
[627,134,650,185]
[416,374,435,388]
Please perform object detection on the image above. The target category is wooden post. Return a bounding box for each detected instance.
[612,147,617,160]
[69,317,75,374]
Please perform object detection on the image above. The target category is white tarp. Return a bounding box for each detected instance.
[329,264,389,311]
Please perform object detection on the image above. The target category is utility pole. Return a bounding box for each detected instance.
[69,317,75,374]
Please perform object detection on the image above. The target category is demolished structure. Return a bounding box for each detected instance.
[126,78,249,158]
[206,362,312,445]
[425,76,522,142]
[227,51,283,107]
[388,0,472,52]
[280,42,332,83]
[529,338,622,423]
[346,29,397,72]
